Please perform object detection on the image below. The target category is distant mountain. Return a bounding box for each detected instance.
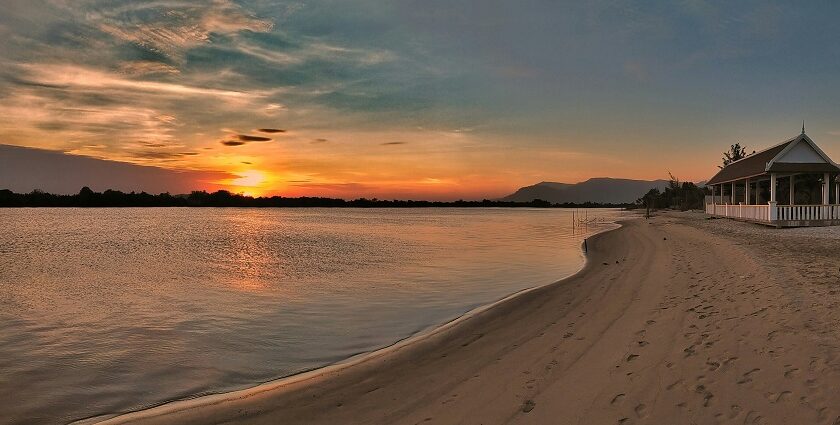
[0,144,232,194]
[501,178,671,204]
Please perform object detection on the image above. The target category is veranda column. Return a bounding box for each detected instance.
[769,173,778,221]
[824,173,831,205]
[745,178,750,205]
[731,182,736,204]
[835,177,839,205]
[790,175,795,206]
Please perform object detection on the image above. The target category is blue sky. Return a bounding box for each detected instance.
[2,1,840,198]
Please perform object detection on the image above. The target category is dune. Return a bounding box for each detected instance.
[92,212,840,424]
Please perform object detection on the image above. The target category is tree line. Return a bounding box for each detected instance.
[636,173,708,212]
[635,144,752,213]
[0,187,635,208]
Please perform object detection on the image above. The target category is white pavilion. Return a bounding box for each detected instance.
[705,128,840,227]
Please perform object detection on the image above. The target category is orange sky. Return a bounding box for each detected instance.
[3,2,840,199]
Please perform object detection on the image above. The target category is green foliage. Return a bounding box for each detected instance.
[635,174,708,211]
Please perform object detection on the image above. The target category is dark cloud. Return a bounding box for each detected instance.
[256,128,286,133]
[381,141,406,145]
[237,134,272,141]
[221,140,246,146]
[241,161,252,164]
[312,138,329,143]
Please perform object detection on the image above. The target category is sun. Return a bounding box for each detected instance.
[225,170,273,196]
[230,170,267,187]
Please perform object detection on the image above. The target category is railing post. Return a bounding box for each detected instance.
[769,201,778,222]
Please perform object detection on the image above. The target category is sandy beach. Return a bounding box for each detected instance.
[96,212,840,425]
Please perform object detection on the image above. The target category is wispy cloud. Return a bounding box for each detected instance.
[15,64,259,99]
[79,0,274,62]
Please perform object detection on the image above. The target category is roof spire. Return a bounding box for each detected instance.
[802,120,806,135]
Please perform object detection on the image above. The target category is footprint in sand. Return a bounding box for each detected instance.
[634,404,648,418]
[521,400,536,413]
[610,394,626,405]
[728,404,742,419]
[766,391,792,403]
[784,366,800,378]
[627,354,639,362]
[737,368,761,384]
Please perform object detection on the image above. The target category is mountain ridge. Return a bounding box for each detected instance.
[501,178,672,204]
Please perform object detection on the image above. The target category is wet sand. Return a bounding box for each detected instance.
[95,213,840,424]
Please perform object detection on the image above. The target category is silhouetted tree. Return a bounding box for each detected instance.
[636,174,708,212]
[720,143,755,168]
[0,187,636,209]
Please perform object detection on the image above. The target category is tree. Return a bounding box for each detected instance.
[720,143,754,168]
[635,173,708,212]
[637,188,661,217]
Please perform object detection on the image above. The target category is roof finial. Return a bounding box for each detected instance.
[802,120,806,135]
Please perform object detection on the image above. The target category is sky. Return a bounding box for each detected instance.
[2,1,840,199]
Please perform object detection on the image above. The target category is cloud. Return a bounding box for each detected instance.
[84,0,274,62]
[381,141,406,145]
[130,151,200,160]
[117,61,181,76]
[312,138,329,143]
[237,134,272,141]
[256,128,286,133]
[221,140,246,146]
[15,64,258,99]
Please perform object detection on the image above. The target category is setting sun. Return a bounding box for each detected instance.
[230,170,267,188]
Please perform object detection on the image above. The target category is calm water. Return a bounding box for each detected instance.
[0,208,623,424]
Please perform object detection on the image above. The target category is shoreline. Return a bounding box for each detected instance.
[81,212,840,423]
[83,221,623,425]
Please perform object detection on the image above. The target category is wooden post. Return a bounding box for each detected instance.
[769,173,778,222]
[745,178,750,205]
[824,172,830,205]
[835,176,839,205]
[711,184,717,209]
[790,174,795,206]
[731,182,736,204]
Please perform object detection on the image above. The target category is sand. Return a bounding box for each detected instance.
[95,213,840,425]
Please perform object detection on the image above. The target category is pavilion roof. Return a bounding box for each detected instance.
[706,133,840,185]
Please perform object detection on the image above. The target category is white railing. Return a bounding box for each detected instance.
[707,203,840,223]
[741,205,771,221]
[776,205,840,221]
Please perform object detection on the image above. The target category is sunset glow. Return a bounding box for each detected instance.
[3,2,840,199]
